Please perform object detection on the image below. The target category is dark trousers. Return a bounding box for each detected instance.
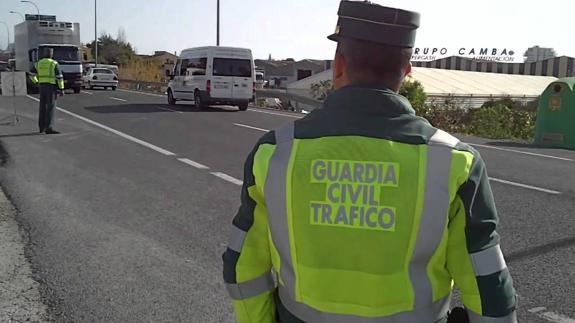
[38,84,57,131]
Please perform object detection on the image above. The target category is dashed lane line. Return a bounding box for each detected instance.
[529,307,575,323]
[210,172,243,186]
[177,158,209,170]
[25,95,244,189]
[26,95,175,156]
[233,123,269,132]
[82,91,93,95]
[110,97,127,102]
[489,178,561,195]
[469,143,573,162]
[117,88,165,98]
[247,108,302,118]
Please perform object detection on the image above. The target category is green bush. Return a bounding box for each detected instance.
[426,102,473,134]
[470,105,514,139]
[310,80,334,100]
[399,80,427,116]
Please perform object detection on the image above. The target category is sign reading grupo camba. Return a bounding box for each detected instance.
[412,47,516,62]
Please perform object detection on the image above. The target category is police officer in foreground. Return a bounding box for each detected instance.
[223,1,517,322]
[31,48,64,134]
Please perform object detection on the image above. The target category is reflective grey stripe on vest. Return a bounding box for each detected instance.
[470,244,507,276]
[226,272,276,300]
[409,128,458,314]
[227,225,247,253]
[265,125,457,321]
[468,310,517,323]
[279,286,450,323]
[265,122,296,297]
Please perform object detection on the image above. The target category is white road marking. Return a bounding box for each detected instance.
[469,143,573,162]
[233,123,268,132]
[110,97,127,102]
[489,177,561,195]
[117,88,165,98]
[158,106,182,113]
[82,91,93,95]
[529,307,575,323]
[211,172,243,186]
[247,108,302,118]
[26,95,176,156]
[178,158,209,170]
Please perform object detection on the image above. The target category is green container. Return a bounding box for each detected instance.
[534,77,575,149]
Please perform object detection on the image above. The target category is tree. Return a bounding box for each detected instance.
[399,79,427,115]
[89,33,135,66]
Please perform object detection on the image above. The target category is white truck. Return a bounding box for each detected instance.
[14,15,83,93]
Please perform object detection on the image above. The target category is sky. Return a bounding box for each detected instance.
[1,0,574,61]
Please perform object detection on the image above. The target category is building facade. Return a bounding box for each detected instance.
[255,59,328,88]
[412,56,574,78]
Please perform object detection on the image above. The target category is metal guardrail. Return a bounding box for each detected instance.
[119,79,167,93]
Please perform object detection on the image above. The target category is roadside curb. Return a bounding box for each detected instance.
[0,187,51,322]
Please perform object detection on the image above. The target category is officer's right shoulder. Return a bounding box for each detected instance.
[255,131,277,147]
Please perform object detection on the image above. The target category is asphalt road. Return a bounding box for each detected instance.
[0,89,574,322]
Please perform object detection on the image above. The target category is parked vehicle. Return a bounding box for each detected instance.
[167,46,255,111]
[83,68,118,90]
[83,63,119,75]
[255,71,265,89]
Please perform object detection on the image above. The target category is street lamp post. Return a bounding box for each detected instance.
[217,0,220,46]
[20,0,40,17]
[10,11,26,21]
[94,0,98,67]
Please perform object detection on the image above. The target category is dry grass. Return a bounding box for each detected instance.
[118,57,165,82]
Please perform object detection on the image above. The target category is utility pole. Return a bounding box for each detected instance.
[94,0,98,67]
[216,0,220,46]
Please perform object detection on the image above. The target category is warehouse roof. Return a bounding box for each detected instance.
[288,67,557,97]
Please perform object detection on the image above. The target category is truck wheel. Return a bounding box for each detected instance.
[168,89,176,105]
[89,82,94,90]
[238,103,248,111]
[195,91,206,110]
[112,86,117,91]
[73,87,81,94]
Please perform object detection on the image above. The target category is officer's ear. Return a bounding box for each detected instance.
[333,50,347,89]
[404,62,412,77]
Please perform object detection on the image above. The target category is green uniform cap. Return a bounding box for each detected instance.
[328,0,420,48]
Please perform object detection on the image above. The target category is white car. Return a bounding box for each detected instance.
[83,68,118,90]
[167,46,255,111]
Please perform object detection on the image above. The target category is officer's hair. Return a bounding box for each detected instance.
[337,38,412,87]
[41,48,54,59]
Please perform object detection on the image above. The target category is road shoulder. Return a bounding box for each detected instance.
[0,187,51,322]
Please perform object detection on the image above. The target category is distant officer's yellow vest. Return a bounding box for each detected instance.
[32,58,64,90]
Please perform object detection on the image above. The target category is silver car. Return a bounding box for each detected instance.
[83,68,119,90]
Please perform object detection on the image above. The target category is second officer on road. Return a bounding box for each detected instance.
[31,47,64,134]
